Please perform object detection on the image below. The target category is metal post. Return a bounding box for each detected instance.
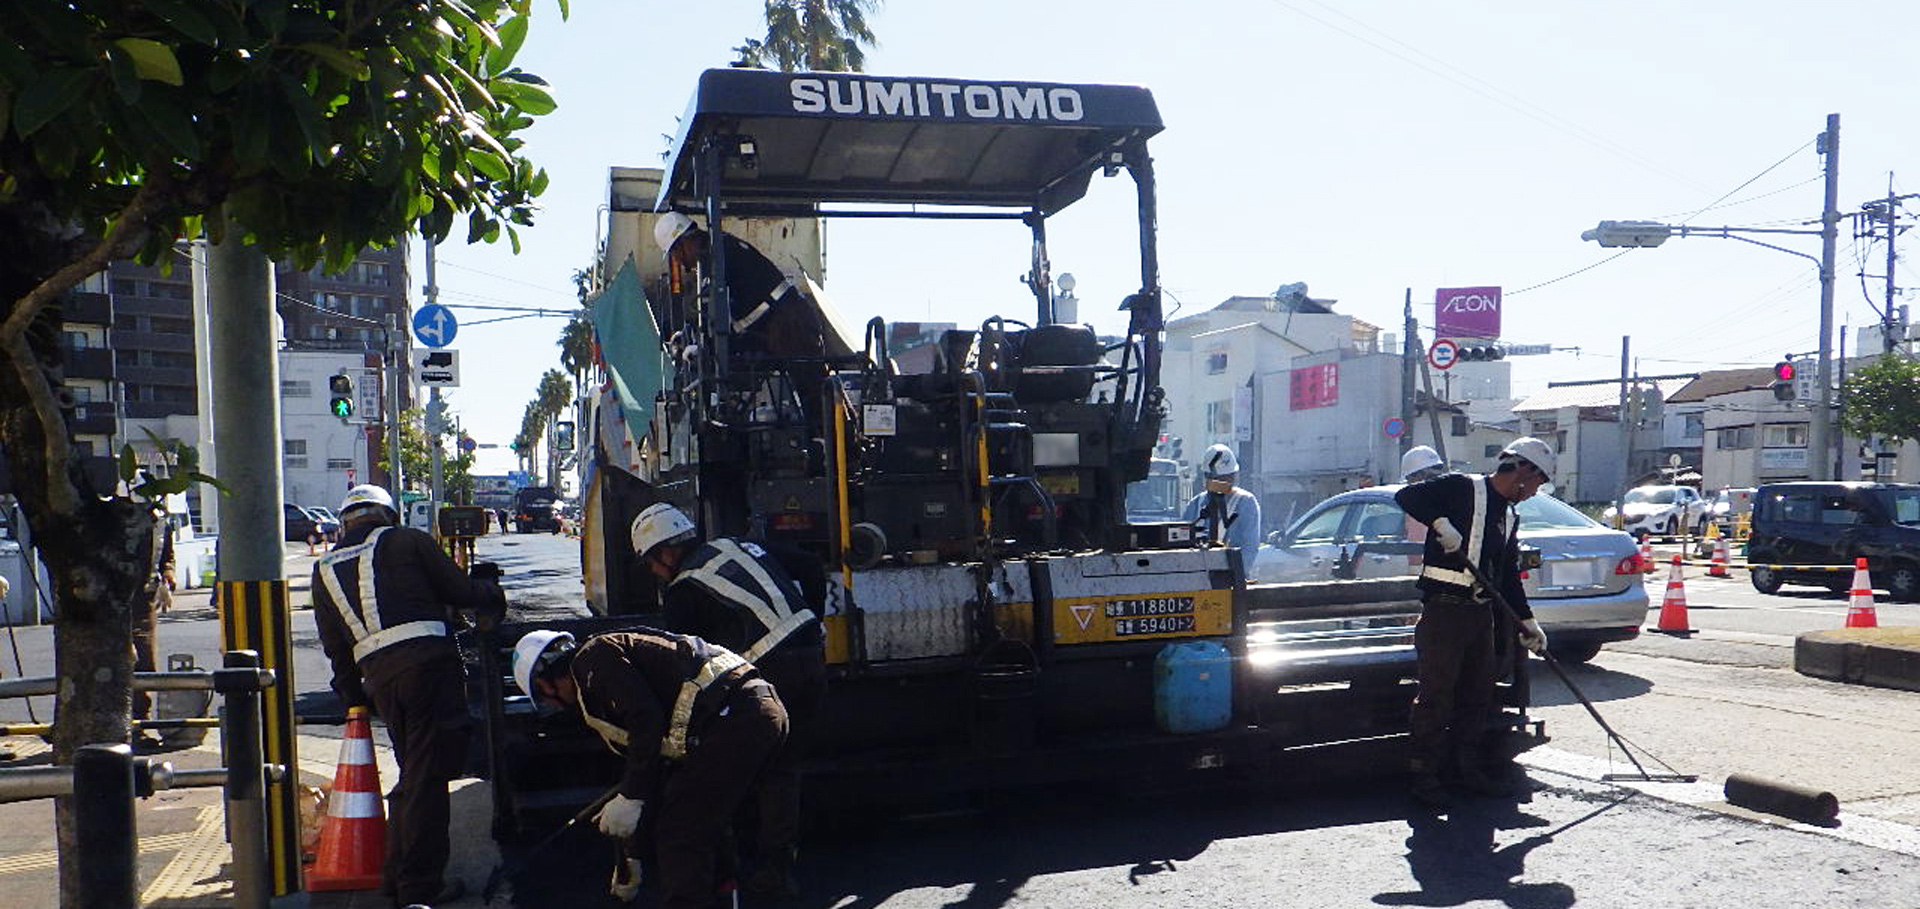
[426,239,443,520]
[385,314,405,499]
[1885,179,1900,355]
[222,650,270,909]
[1813,113,1841,480]
[1401,289,1417,457]
[207,232,302,901]
[189,239,220,535]
[72,743,137,909]
[1614,336,1630,528]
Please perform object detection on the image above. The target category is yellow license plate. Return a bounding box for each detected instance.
[1052,590,1231,644]
[1039,473,1080,496]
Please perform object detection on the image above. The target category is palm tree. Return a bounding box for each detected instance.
[537,368,573,484]
[558,313,596,399]
[734,0,882,72]
[520,402,545,482]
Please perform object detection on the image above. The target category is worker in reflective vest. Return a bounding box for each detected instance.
[310,485,505,907]
[1393,437,1554,813]
[513,628,789,908]
[632,503,826,900]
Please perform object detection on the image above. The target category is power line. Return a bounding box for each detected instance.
[437,260,576,298]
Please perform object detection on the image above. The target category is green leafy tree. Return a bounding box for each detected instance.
[1841,354,1920,443]
[558,310,595,395]
[734,0,883,72]
[0,3,561,889]
[536,366,571,482]
[519,400,545,481]
[375,407,476,500]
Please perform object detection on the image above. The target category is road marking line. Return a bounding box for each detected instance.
[141,804,231,904]
[1523,746,1920,859]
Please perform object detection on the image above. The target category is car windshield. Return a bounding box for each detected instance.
[1872,488,1920,525]
[1624,488,1677,505]
[1515,494,1598,530]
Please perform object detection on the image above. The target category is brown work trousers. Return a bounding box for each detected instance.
[367,650,470,905]
[1408,595,1496,778]
[655,680,788,909]
[131,588,164,721]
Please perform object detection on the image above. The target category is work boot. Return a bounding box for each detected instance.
[1408,756,1451,813]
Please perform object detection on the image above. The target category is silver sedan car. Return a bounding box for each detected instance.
[1251,485,1649,663]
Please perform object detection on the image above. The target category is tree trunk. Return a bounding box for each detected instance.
[3,210,157,908]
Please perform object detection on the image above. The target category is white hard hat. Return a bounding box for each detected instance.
[339,484,395,518]
[1201,444,1239,478]
[1400,445,1444,482]
[1499,436,1557,481]
[511,629,575,699]
[630,502,697,558]
[653,211,698,253]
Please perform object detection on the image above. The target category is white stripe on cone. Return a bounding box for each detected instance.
[338,736,373,766]
[327,790,383,819]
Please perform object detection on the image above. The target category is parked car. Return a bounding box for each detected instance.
[1747,481,1920,600]
[1601,484,1707,541]
[1707,487,1756,536]
[305,506,343,542]
[283,504,324,543]
[1252,485,1648,663]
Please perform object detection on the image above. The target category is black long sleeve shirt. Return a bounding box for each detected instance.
[1394,473,1532,620]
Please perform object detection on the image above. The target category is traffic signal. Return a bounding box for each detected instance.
[1771,360,1795,401]
[328,373,354,420]
[1456,345,1505,362]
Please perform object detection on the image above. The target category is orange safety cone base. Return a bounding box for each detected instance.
[305,707,387,892]
[1652,555,1696,636]
[1845,558,1879,629]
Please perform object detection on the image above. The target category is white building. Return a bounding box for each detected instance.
[279,350,380,510]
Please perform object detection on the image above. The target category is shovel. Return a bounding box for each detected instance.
[480,784,622,902]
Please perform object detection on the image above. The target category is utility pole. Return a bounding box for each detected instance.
[1614,336,1629,529]
[425,238,443,527]
[384,313,404,502]
[1401,289,1417,457]
[1812,113,1841,481]
[1863,175,1917,354]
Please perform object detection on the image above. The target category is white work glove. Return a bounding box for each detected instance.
[595,794,645,839]
[609,856,643,902]
[1430,517,1464,554]
[1518,619,1548,655]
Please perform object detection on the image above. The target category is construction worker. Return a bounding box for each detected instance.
[1181,443,1263,552]
[1394,437,1553,813]
[1400,445,1448,484]
[632,503,825,900]
[310,485,505,908]
[655,211,827,425]
[512,628,789,908]
[131,522,175,751]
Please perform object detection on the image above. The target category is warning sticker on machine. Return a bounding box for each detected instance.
[1053,590,1229,644]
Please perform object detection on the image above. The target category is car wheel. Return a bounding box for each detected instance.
[1887,563,1920,602]
[1751,566,1782,595]
[1548,642,1603,665]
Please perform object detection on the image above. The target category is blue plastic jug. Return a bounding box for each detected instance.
[1153,641,1232,733]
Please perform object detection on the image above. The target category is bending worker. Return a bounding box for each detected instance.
[1181,443,1263,551]
[310,485,505,908]
[632,503,826,900]
[1393,437,1553,812]
[512,628,789,908]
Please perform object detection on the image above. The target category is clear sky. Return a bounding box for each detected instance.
[432,0,1920,475]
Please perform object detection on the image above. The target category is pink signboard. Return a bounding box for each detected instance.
[1289,362,1339,410]
[1435,286,1502,339]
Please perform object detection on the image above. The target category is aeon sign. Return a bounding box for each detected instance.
[1435,286,1501,340]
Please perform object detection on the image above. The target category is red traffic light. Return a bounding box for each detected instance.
[1775,361,1795,382]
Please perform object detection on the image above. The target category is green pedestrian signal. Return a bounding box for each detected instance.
[329,373,355,421]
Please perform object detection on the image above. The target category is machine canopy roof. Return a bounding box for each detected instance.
[657,69,1163,215]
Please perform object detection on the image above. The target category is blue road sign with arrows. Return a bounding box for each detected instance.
[413,303,458,348]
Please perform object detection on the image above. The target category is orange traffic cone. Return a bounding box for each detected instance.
[1845,558,1879,629]
[306,706,386,891]
[1709,536,1730,578]
[1638,538,1655,574]
[1652,555,1696,636]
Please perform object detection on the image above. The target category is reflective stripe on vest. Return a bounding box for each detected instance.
[576,648,750,760]
[1418,476,1515,592]
[673,540,815,661]
[315,527,450,661]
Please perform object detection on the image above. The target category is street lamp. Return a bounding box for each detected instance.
[1578,114,1842,479]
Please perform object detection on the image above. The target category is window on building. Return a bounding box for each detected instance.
[69,385,93,403]
[155,351,194,369]
[1451,415,1470,437]
[1531,419,1557,434]
[1717,426,1755,450]
[111,279,138,296]
[149,281,191,301]
[76,273,108,293]
[1205,352,1228,375]
[1553,431,1567,454]
[115,349,140,366]
[1683,414,1705,440]
[1763,424,1809,448]
[149,317,191,334]
[284,439,308,456]
[63,331,90,349]
[1205,399,1233,436]
[1484,444,1502,458]
[326,458,355,470]
[113,314,139,331]
[281,380,312,398]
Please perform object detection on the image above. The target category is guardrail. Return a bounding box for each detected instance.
[0,650,281,909]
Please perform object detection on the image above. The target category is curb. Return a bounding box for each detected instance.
[1794,627,1920,692]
